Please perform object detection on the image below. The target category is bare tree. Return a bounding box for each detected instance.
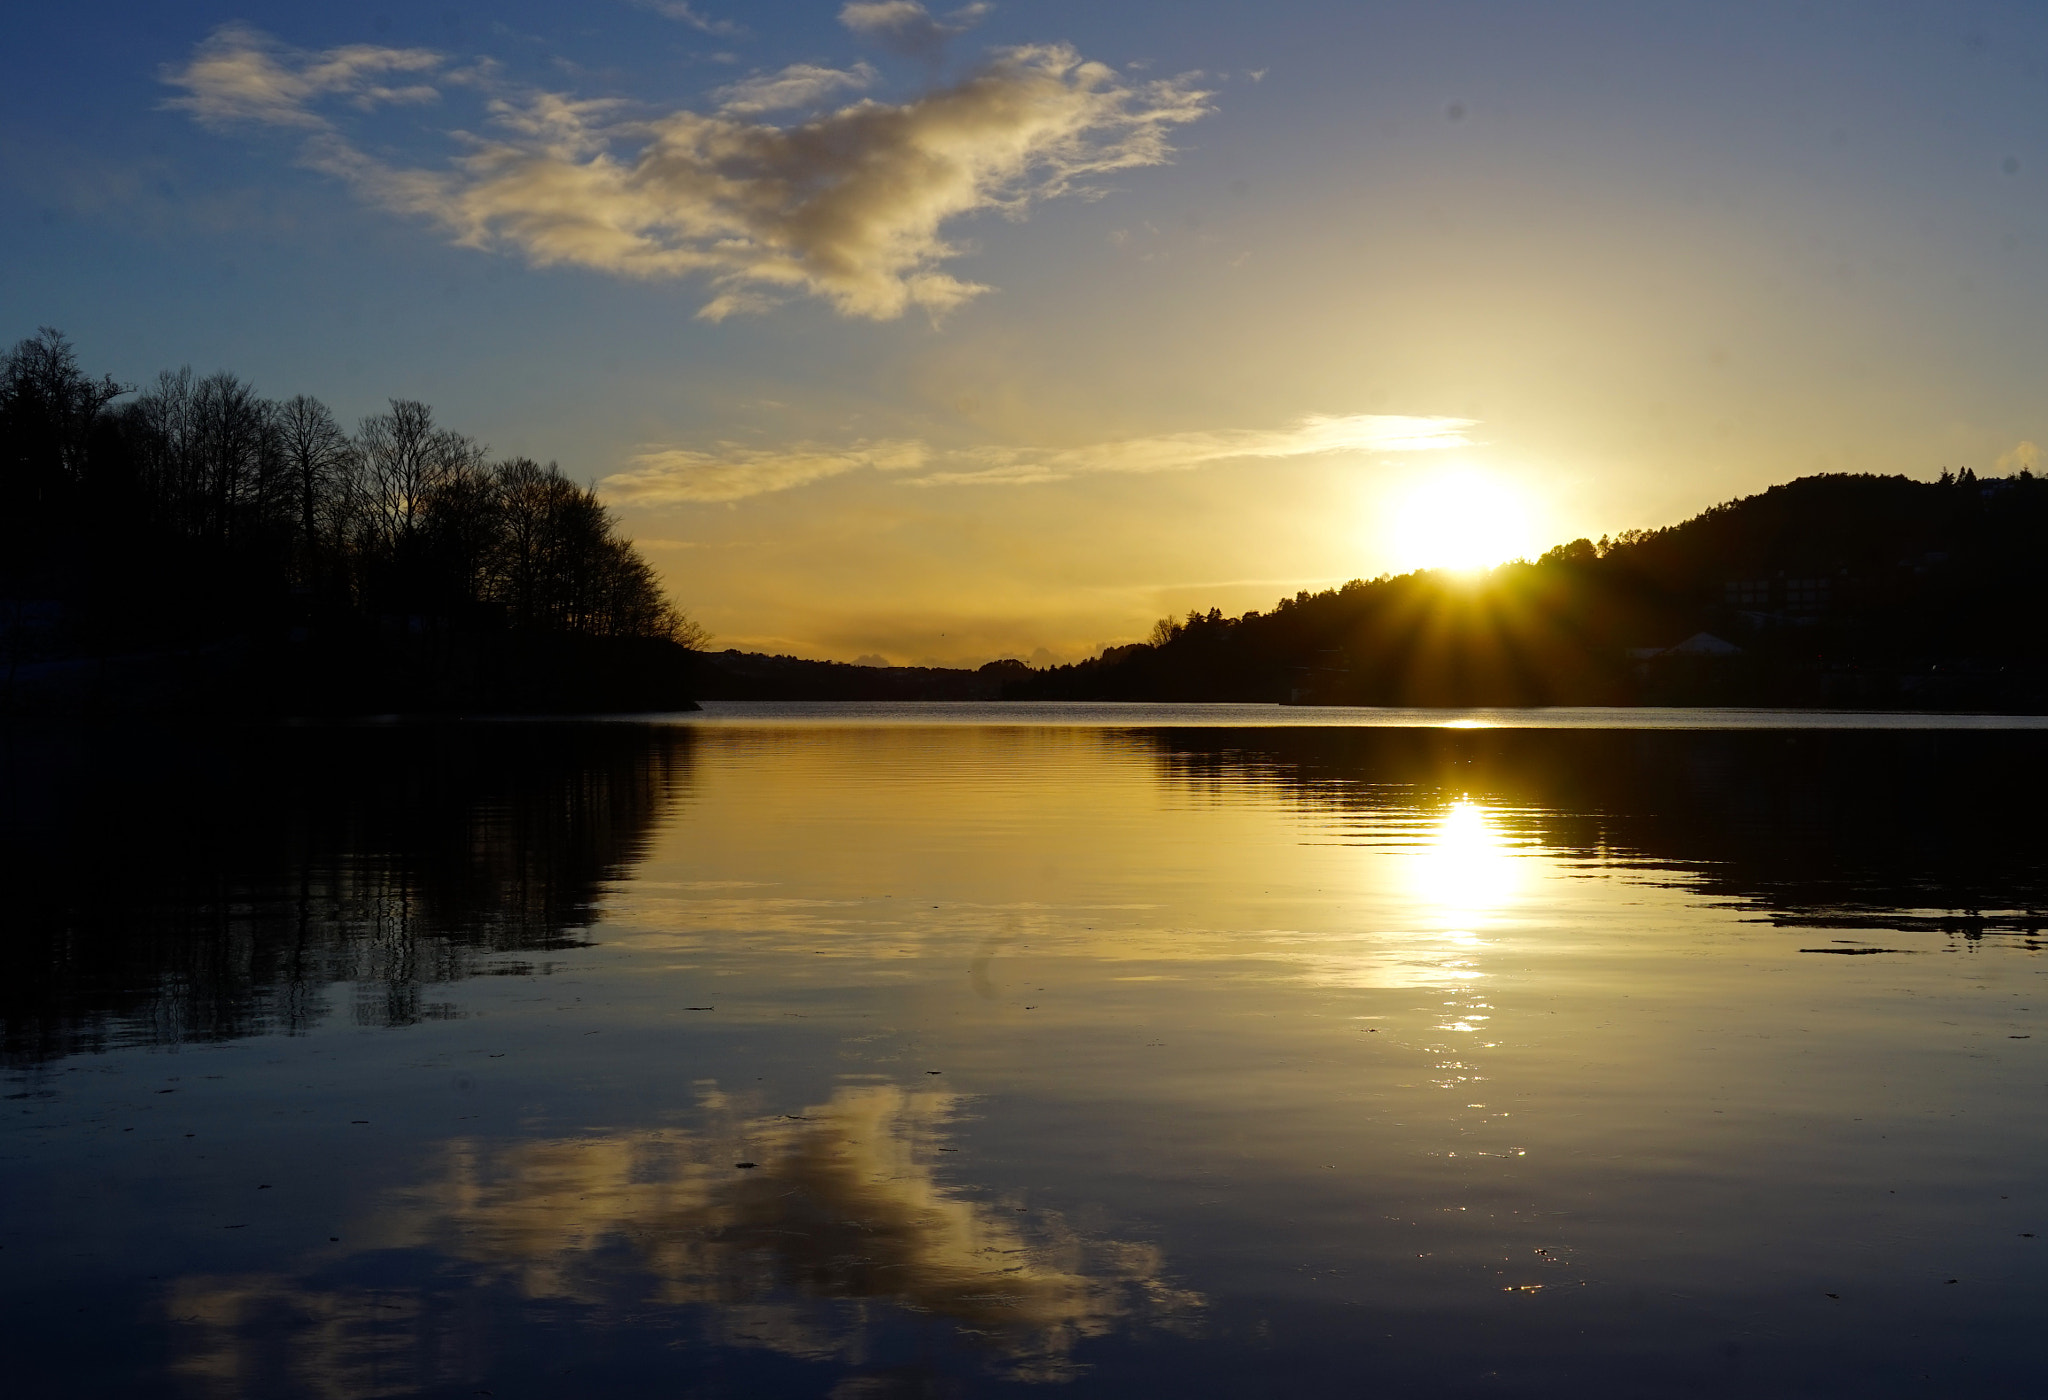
[128,367,199,534]
[189,372,279,543]
[483,456,705,643]
[420,444,501,611]
[493,458,581,630]
[274,395,353,572]
[0,327,127,504]
[127,368,281,544]
[357,400,465,552]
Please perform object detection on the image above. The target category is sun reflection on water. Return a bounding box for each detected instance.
[1402,800,1527,1053]
[1409,800,1525,929]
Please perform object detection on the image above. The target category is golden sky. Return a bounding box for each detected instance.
[14,2,2048,662]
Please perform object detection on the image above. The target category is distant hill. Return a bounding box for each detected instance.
[1007,471,2048,711]
[692,650,1027,702]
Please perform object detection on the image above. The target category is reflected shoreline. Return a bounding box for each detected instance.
[668,700,2048,728]
[10,718,2043,1070]
[1142,725,2048,938]
[1,723,695,1065]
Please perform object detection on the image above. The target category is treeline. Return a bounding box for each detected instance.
[693,648,1030,701]
[2,328,704,712]
[1012,471,2048,709]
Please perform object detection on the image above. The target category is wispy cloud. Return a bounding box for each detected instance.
[604,439,932,504]
[916,415,1473,486]
[163,26,1208,321]
[711,61,876,114]
[162,24,444,129]
[632,1,744,38]
[840,2,993,62]
[1997,440,2041,474]
[601,414,1473,504]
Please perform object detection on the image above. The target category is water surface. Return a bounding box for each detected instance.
[4,716,2045,1397]
[678,699,2048,728]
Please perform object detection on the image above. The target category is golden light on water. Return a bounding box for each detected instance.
[1409,800,1524,927]
[1405,800,1522,1038]
[1385,468,1543,574]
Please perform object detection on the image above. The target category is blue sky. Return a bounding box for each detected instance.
[8,2,2048,661]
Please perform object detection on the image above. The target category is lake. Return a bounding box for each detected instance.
[5,705,2046,1397]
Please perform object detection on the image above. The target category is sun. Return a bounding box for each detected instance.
[1385,467,1542,574]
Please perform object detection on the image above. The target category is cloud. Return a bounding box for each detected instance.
[917,414,1474,487]
[604,439,931,503]
[602,414,1473,504]
[632,0,743,37]
[840,2,993,62]
[711,61,876,114]
[162,24,444,129]
[164,26,1209,321]
[1996,440,2041,474]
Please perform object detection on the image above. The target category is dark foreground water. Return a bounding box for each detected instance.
[4,708,2046,1398]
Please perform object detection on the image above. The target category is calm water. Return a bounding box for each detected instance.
[4,711,2046,1398]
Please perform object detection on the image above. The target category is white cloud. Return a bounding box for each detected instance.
[712,62,876,114]
[601,414,1473,504]
[164,26,1210,321]
[1996,440,2041,474]
[162,24,444,130]
[840,2,992,61]
[632,1,743,38]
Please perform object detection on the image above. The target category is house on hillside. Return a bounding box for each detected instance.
[1629,633,1748,703]
[1664,632,1744,658]
[1628,632,1742,664]
[1722,575,1830,620]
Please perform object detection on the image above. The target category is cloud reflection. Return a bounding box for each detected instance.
[167,1085,1198,1394]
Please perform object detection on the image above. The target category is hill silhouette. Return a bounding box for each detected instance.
[12,324,2045,713]
[690,649,1030,701]
[1010,470,2048,710]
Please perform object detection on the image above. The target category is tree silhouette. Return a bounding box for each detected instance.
[0,328,707,711]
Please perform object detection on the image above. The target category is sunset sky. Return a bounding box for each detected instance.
[8,1,2048,663]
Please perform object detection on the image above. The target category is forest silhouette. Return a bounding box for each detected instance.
[10,326,2048,712]
[10,721,2043,1067]
[1013,470,2048,709]
[1,328,704,713]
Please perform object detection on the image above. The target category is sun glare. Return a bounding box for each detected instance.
[1385,468,1541,574]
[1406,799,1525,934]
